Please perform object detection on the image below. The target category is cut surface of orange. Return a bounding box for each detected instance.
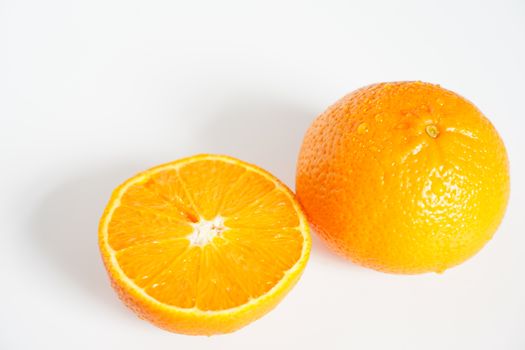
[99,154,311,335]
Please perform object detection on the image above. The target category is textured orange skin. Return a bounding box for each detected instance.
[99,154,311,335]
[296,82,510,274]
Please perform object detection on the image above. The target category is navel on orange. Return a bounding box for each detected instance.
[296,81,509,274]
[99,155,311,335]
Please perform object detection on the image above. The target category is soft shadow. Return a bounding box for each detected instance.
[199,95,314,186]
[28,162,148,313]
[310,229,362,270]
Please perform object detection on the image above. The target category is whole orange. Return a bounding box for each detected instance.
[296,81,509,274]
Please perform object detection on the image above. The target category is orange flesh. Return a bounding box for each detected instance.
[106,159,304,311]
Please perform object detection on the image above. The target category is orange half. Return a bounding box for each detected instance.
[99,154,311,335]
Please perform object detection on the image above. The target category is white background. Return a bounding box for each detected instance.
[1,0,524,349]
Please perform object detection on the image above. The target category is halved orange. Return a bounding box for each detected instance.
[99,154,311,335]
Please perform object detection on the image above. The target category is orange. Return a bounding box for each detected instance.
[296,81,509,274]
[99,154,311,335]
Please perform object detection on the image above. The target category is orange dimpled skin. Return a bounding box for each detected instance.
[99,155,311,335]
[296,81,510,274]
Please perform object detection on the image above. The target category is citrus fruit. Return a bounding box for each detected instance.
[99,154,311,335]
[296,81,509,274]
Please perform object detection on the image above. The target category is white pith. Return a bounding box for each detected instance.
[187,216,225,246]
